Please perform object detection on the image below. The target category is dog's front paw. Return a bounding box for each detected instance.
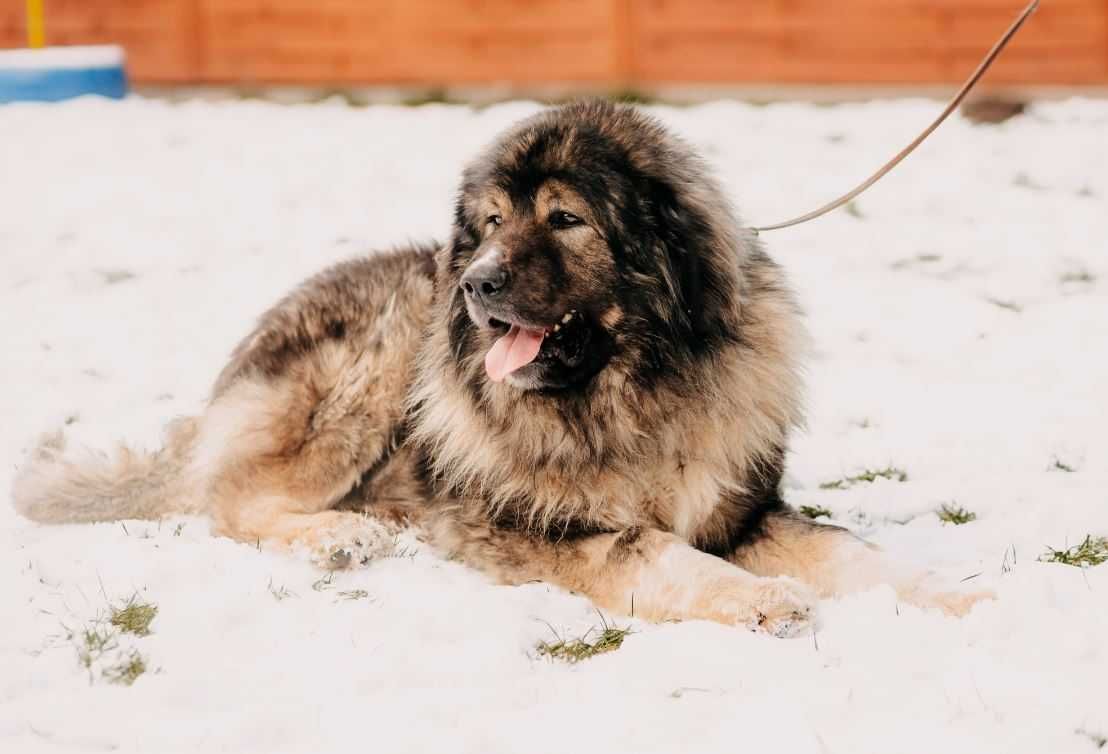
[745,576,818,637]
[707,575,818,638]
[310,517,395,571]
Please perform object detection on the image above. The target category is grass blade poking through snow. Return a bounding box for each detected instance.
[59,591,158,686]
[936,503,977,525]
[101,649,148,686]
[110,597,158,636]
[1040,536,1108,568]
[819,466,908,490]
[68,620,150,686]
[536,614,631,664]
[73,625,117,671]
[799,505,832,520]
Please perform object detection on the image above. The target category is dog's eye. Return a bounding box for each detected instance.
[549,211,583,229]
[487,215,503,228]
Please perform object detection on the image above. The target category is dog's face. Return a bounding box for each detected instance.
[455,178,619,390]
[443,102,736,393]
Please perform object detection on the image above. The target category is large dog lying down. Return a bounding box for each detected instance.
[13,101,990,636]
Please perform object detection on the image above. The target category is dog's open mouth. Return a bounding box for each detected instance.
[484,310,585,382]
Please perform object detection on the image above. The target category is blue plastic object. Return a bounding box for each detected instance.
[0,46,128,104]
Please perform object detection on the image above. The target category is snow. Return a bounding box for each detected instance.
[0,46,125,70]
[1,95,1106,753]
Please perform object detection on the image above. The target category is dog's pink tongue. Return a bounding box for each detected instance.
[485,325,544,382]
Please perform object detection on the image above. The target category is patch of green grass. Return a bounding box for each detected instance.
[336,589,370,601]
[799,505,832,520]
[1040,536,1108,568]
[844,201,865,219]
[110,597,158,636]
[101,649,147,686]
[819,467,908,490]
[68,621,148,685]
[936,503,977,526]
[536,619,631,664]
[62,590,157,686]
[72,625,118,670]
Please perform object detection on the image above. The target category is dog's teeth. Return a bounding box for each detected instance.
[561,313,573,323]
[553,324,560,332]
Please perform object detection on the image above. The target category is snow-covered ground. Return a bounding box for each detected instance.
[1,96,1105,754]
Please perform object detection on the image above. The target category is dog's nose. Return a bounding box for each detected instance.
[460,260,509,300]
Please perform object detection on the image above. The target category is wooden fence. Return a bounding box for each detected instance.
[2,1,1106,85]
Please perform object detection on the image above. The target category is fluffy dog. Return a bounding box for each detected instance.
[13,101,989,635]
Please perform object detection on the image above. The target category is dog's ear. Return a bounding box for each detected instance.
[442,195,483,284]
[450,197,481,257]
[647,178,723,346]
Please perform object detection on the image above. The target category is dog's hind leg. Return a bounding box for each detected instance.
[196,347,409,569]
[191,251,435,567]
[729,511,994,617]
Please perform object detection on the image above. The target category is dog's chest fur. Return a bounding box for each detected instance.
[407,364,757,542]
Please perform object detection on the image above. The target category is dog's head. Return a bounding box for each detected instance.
[442,101,743,393]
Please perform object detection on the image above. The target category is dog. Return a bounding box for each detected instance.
[12,101,990,636]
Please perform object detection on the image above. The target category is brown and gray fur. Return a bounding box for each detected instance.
[12,101,989,635]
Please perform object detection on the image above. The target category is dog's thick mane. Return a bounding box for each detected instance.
[407,101,807,542]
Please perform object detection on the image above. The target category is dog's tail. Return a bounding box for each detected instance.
[11,417,203,524]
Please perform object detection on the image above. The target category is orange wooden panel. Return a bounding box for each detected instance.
[198,0,621,83]
[197,1,396,82]
[0,0,1105,86]
[0,6,25,46]
[402,0,617,31]
[628,0,1108,84]
[398,0,621,82]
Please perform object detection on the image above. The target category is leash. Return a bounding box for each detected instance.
[749,0,1040,234]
